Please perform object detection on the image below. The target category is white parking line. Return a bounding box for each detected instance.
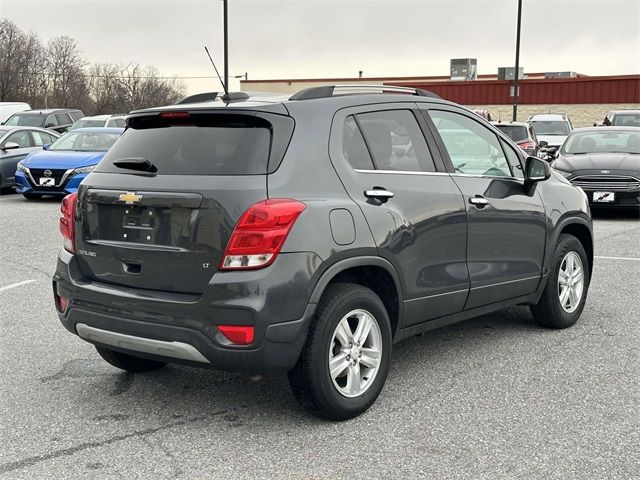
[595,256,640,262]
[0,279,37,293]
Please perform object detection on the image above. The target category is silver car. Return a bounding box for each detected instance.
[0,126,60,190]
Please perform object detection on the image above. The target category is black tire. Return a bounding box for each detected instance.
[288,283,392,420]
[95,345,167,373]
[531,234,590,329]
[22,193,42,200]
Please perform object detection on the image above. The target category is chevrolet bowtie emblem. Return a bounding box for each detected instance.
[119,192,143,205]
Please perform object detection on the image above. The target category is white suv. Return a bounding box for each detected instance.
[526,113,573,150]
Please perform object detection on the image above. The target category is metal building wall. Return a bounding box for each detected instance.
[389,75,640,105]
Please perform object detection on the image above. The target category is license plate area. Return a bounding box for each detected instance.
[593,191,615,203]
[121,206,160,243]
[39,177,55,187]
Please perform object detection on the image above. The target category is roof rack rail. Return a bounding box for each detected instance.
[289,84,441,101]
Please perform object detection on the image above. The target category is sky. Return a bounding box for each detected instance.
[1,0,638,94]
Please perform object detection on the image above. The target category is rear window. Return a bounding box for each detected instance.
[4,114,44,127]
[495,125,528,142]
[96,112,293,175]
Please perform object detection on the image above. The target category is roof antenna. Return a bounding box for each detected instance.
[204,46,228,96]
[204,46,248,102]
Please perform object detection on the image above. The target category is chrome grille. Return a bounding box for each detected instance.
[571,175,640,191]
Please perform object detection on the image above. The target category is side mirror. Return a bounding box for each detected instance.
[1,141,20,151]
[525,156,551,187]
[42,144,51,150]
[538,140,549,149]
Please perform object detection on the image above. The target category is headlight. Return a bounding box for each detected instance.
[16,162,29,173]
[73,165,95,174]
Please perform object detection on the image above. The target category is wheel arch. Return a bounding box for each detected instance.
[555,217,594,278]
[309,256,404,337]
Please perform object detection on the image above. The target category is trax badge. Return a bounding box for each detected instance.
[119,192,143,205]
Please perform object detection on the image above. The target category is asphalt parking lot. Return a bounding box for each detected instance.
[0,193,638,480]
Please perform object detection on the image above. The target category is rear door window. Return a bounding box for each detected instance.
[45,114,59,127]
[342,110,436,172]
[56,113,71,125]
[96,113,292,175]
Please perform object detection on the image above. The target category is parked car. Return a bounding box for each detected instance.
[0,127,60,191]
[551,126,640,208]
[492,121,543,157]
[15,127,123,199]
[3,109,84,134]
[53,85,592,420]
[0,102,31,124]
[599,110,640,127]
[527,113,573,150]
[471,109,492,122]
[69,114,127,131]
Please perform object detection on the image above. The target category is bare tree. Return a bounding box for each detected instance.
[44,36,88,108]
[1,18,186,114]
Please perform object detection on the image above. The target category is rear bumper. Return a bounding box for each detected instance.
[53,249,322,372]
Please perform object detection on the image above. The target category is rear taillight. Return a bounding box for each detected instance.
[59,192,78,253]
[220,199,306,271]
[517,140,536,150]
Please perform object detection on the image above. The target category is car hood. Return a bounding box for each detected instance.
[22,150,106,169]
[537,134,568,147]
[555,153,640,173]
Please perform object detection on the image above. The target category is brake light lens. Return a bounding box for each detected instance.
[517,140,536,150]
[220,199,306,270]
[59,192,78,253]
[217,325,254,345]
[159,111,191,119]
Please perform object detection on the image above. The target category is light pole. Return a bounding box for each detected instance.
[223,0,229,92]
[512,0,523,121]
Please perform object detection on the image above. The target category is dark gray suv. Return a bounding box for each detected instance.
[53,85,593,420]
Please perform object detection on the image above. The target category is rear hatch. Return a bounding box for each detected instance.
[74,109,294,295]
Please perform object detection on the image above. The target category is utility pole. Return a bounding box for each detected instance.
[223,0,229,92]
[512,0,522,121]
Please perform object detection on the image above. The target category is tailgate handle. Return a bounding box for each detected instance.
[122,261,142,275]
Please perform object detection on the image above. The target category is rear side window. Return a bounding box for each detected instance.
[56,113,71,125]
[96,113,293,175]
[342,110,436,172]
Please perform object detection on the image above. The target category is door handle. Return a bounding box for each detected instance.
[365,187,394,201]
[469,195,489,208]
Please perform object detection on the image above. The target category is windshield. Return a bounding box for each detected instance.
[4,114,43,127]
[50,131,122,152]
[612,113,640,127]
[530,121,570,136]
[495,125,528,142]
[563,131,640,155]
[70,119,106,130]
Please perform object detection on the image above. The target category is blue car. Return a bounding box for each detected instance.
[15,127,124,199]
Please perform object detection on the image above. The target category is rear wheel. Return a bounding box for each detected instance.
[22,193,42,200]
[288,283,392,420]
[95,345,167,373]
[531,234,590,329]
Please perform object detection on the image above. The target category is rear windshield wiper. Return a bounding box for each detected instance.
[112,157,158,173]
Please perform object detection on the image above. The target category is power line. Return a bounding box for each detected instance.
[0,70,218,80]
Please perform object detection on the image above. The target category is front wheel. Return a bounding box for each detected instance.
[531,234,590,329]
[288,283,392,420]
